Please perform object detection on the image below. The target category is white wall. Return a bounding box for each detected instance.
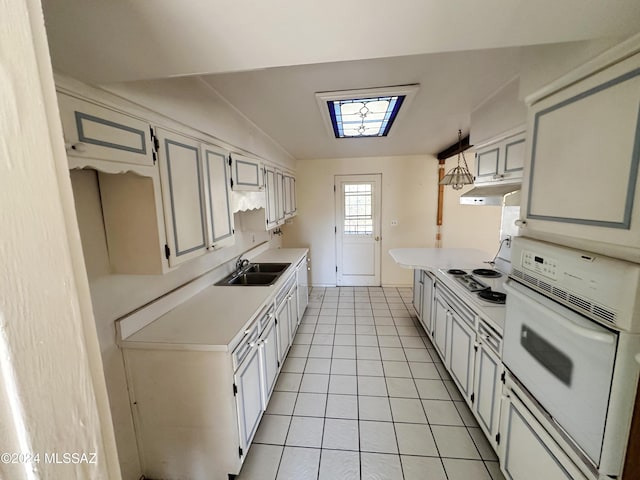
[518,37,623,99]
[1,0,120,478]
[282,154,502,287]
[101,77,296,171]
[471,77,526,145]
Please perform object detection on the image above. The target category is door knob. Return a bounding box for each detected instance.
[374,236,380,241]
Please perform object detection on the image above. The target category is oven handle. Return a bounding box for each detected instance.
[504,282,615,345]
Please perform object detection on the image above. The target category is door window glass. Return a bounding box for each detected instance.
[344,183,373,235]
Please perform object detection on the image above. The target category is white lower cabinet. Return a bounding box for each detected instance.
[275,298,290,364]
[432,290,449,360]
[448,310,475,401]
[473,324,503,449]
[420,272,435,335]
[413,269,424,320]
[499,391,588,480]
[296,255,309,319]
[288,285,299,343]
[432,285,476,404]
[234,341,264,455]
[259,309,279,405]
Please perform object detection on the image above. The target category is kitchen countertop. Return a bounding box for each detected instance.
[120,248,308,352]
[389,247,494,270]
[389,248,506,334]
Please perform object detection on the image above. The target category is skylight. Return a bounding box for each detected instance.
[328,96,404,138]
[316,85,419,140]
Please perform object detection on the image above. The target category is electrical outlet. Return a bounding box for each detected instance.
[505,235,511,248]
[391,220,398,226]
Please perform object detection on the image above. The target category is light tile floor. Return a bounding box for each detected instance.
[237,286,506,480]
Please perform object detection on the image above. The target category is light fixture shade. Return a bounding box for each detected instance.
[439,166,474,190]
[439,129,474,190]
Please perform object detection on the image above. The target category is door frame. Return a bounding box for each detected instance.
[334,174,382,286]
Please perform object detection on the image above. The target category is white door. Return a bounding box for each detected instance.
[335,174,382,286]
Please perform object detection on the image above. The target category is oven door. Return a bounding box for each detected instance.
[502,280,617,465]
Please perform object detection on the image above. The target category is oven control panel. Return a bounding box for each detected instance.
[522,250,558,280]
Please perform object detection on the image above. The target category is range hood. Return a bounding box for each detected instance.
[460,184,520,206]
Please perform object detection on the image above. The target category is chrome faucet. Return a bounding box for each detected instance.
[235,256,250,272]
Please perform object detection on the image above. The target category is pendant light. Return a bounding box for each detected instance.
[439,129,474,190]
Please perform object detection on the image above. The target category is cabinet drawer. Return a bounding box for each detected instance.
[233,322,260,371]
[478,320,502,355]
[57,93,154,166]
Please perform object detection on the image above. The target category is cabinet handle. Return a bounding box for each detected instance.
[307,267,311,271]
[66,142,87,153]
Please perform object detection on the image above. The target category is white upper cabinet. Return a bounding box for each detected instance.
[156,128,208,267]
[202,144,235,250]
[283,173,297,218]
[231,154,262,191]
[57,93,154,166]
[264,165,279,229]
[474,130,525,185]
[520,42,640,260]
[276,170,285,223]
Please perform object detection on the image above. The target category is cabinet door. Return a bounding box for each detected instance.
[475,147,500,183]
[234,345,264,453]
[290,176,297,214]
[283,176,292,216]
[473,342,502,447]
[296,257,309,319]
[265,166,278,229]
[202,144,234,249]
[232,154,262,191]
[413,270,423,320]
[57,93,154,166]
[499,393,588,480]
[276,170,285,223]
[156,129,207,266]
[288,287,299,343]
[276,299,290,363]
[503,134,525,177]
[432,292,449,362]
[260,316,280,404]
[448,311,475,401]
[522,53,640,251]
[420,273,434,336]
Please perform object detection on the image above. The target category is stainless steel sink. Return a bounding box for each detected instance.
[244,262,290,273]
[226,273,279,285]
[215,263,290,286]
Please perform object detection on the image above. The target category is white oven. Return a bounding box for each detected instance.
[503,281,616,463]
[503,237,640,478]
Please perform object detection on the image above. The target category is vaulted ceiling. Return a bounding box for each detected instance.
[41,0,640,159]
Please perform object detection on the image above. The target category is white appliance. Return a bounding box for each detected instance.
[503,237,640,477]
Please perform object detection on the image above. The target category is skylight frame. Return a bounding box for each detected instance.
[315,85,419,140]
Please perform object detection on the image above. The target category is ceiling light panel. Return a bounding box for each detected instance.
[316,85,419,139]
